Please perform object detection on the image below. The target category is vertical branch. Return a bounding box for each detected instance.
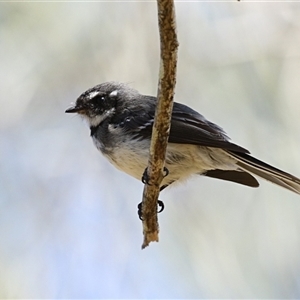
[141,0,178,249]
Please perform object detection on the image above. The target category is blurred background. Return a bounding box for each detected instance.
[1,1,300,298]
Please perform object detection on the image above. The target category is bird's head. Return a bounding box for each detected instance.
[65,81,139,127]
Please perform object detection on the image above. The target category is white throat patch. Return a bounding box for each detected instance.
[86,107,116,127]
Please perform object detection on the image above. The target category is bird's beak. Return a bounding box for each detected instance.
[65,106,83,113]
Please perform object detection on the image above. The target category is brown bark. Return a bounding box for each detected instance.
[141,0,178,249]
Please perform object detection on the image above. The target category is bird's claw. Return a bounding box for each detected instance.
[141,168,151,185]
[163,167,169,178]
[157,200,164,213]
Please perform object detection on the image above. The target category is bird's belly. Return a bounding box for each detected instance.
[96,137,237,187]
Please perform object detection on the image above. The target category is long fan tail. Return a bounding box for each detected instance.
[228,151,300,195]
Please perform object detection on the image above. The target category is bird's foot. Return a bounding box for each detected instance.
[141,167,169,185]
[137,200,165,221]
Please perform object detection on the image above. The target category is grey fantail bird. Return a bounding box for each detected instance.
[66,82,300,206]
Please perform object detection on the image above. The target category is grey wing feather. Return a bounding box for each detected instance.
[169,103,249,153]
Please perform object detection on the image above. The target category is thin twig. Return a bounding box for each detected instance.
[141,0,178,249]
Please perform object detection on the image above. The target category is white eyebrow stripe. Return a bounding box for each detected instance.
[88,91,100,99]
[109,90,118,97]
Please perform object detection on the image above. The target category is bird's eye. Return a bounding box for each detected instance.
[91,95,105,104]
[89,95,105,109]
[95,96,105,104]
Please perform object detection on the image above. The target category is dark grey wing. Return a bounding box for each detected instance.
[117,99,248,154]
[169,102,249,153]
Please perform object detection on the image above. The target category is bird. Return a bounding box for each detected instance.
[66,81,300,203]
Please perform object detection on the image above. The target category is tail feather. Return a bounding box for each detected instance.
[204,169,259,187]
[228,151,300,195]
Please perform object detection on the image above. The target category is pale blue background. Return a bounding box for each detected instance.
[1,1,300,298]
